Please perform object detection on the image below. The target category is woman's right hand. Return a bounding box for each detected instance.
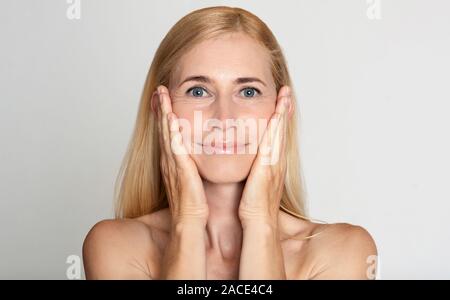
[156,85,209,226]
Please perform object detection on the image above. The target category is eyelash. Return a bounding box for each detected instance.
[185,86,261,98]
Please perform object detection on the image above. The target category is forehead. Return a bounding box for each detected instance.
[172,33,273,86]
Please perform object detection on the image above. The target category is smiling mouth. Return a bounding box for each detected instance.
[195,142,250,154]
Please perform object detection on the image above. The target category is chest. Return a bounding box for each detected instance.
[149,231,315,279]
[203,241,314,280]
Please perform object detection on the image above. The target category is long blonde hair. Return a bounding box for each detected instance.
[114,6,310,222]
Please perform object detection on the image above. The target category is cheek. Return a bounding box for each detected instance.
[170,102,275,183]
[172,103,194,119]
[172,101,276,146]
[252,105,275,124]
[247,103,276,143]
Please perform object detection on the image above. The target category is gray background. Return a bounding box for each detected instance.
[1,0,449,279]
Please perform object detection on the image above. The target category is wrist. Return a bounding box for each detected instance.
[240,218,278,232]
[171,208,209,228]
[171,218,207,232]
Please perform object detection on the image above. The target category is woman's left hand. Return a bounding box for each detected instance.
[238,86,291,228]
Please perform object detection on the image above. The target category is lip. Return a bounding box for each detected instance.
[196,142,250,154]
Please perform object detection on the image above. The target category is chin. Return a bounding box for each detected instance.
[192,153,256,183]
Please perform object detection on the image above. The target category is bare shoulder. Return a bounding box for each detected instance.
[307,222,378,279]
[82,217,158,279]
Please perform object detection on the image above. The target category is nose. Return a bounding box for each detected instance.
[199,93,243,144]
[206,94,240,128]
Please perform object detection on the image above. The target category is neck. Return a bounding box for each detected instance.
[202,179,244,261]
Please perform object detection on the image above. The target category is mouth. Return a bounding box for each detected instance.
[195,141,250,154]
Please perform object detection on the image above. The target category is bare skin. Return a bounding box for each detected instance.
[83,208,377,279]
[83,32,377,279]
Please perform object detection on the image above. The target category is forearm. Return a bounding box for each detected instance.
[239,220,287,279]
[159,221,207,279]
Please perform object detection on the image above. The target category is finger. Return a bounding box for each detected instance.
[168,112,193,169]
[156,96,166,159]
[157,107,172,180]
[274,99,288,168]
[258,94,289,166]
[267,97,288,166]
[260,93,286,147]
[276,92,289,156]
[157,86,175,162]
[158,117,167,161]
[158,85,175,118]
[156,88,164,149]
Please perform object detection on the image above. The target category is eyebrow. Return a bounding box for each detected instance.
[177,75,267,88]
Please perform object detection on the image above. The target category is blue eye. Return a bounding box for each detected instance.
[240,87,260,98]
[186,86,261,98]
[186,86,208,98]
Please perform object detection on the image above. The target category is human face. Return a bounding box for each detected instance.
[168,32,277,183]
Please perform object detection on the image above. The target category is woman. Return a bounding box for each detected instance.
[83,6,377,280]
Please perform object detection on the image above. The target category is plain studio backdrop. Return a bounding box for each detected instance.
[0,0,449,279]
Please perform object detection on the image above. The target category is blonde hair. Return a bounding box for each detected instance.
[114,6,311,223]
